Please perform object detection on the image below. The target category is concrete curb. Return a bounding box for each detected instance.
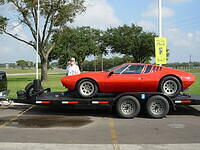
[0,143,199,150]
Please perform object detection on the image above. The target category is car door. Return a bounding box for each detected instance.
[104,64,144,93]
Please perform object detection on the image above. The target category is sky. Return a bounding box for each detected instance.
[0,0,200,63]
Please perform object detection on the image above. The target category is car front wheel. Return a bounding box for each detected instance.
[77,79,98,98]
[159,76,182,97]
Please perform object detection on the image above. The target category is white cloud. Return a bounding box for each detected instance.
[136,18,200,62]
[137,20,157,32]
[187,32,193,38]
[164,27,200,62]
[142,7,175,18]
[7,22,29,40]
[0,35,36,63]
[167,0,192,3]
[0,0,122,63]
[73,0,122,29]
[0,12,34,63]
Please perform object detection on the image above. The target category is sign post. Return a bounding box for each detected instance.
[155,0,167,65]
[155,37,167,65]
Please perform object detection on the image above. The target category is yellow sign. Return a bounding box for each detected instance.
[155,37,167,64]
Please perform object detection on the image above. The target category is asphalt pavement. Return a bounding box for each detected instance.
[0,104,200,150]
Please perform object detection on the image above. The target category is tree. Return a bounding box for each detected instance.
[82,56,136,71]
[50,26,105,70]
[104,24,157,63]
[16,60,28,69]
[0,0,85,81]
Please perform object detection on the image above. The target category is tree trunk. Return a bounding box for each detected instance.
[41,57,48,82]
[78,61,83,71]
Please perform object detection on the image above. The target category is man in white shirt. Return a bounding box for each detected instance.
[66,57,80,76]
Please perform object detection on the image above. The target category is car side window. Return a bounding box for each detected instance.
[113,65,129,74]
[122,65,144,74]
[144,65,152,74]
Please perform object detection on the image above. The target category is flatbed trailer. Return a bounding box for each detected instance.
[10,79,200,119]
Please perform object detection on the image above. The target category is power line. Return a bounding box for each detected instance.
[164,16,200,29]
[165,15,200,26]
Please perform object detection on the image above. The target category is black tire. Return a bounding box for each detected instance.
[159,76,182,97]
[146,95,169,119]
[77,79,98,98]
[25,82,43,97]
[25,82,34,97]
[116,96,141,119]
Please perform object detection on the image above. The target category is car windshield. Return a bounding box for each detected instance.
[104,64,144,74]
[104,64,125,72]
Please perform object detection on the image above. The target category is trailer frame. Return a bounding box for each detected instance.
[9,79,200,119]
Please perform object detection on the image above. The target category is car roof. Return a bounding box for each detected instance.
[123,63,148,65]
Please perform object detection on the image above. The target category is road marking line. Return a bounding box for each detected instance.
[108,118,120,150]
[0,105,35,128]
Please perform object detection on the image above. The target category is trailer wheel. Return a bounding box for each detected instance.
[25,82,34,97]
[25,82,43,97]
[146,95,169,119]
[116,96,141,119]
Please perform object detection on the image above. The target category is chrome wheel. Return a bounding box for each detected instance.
[120,99,136,115]
[163,80,178,95]
[79,81,95,97]
[150,99,166,116]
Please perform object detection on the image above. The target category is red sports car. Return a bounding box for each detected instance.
[61,63,195,98]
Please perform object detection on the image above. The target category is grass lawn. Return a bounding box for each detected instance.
[6,73,200,98]
[0,68,64,74]
[187,74,200,95]
[182,69,200,73]
[7,74,66,98]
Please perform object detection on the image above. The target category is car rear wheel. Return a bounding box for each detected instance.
[77,79,98,98]
[116,96,141,119]
[159,76,182,97]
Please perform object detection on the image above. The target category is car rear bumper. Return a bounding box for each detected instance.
[0,90,9,99]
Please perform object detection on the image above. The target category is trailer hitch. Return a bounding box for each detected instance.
[0,98,13,107]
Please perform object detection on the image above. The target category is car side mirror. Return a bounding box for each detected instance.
[108,71,114,77]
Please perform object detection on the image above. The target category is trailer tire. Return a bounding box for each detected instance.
[116,96,141,119]
[146,95,169,119]
[25,82,43,97]
[25,82,34,97]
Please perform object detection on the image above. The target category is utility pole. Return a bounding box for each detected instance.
[189,55,192,71]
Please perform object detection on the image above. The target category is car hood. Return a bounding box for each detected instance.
[69,71,108,77]
[60,71,108,83]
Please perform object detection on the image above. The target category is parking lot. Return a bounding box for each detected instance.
[0,104,200,149]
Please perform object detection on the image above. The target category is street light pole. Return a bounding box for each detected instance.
[158,0,163,66]
[36,0,40,79]
[159,0,162,38]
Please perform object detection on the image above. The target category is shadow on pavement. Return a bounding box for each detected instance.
[2,104,200,119]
